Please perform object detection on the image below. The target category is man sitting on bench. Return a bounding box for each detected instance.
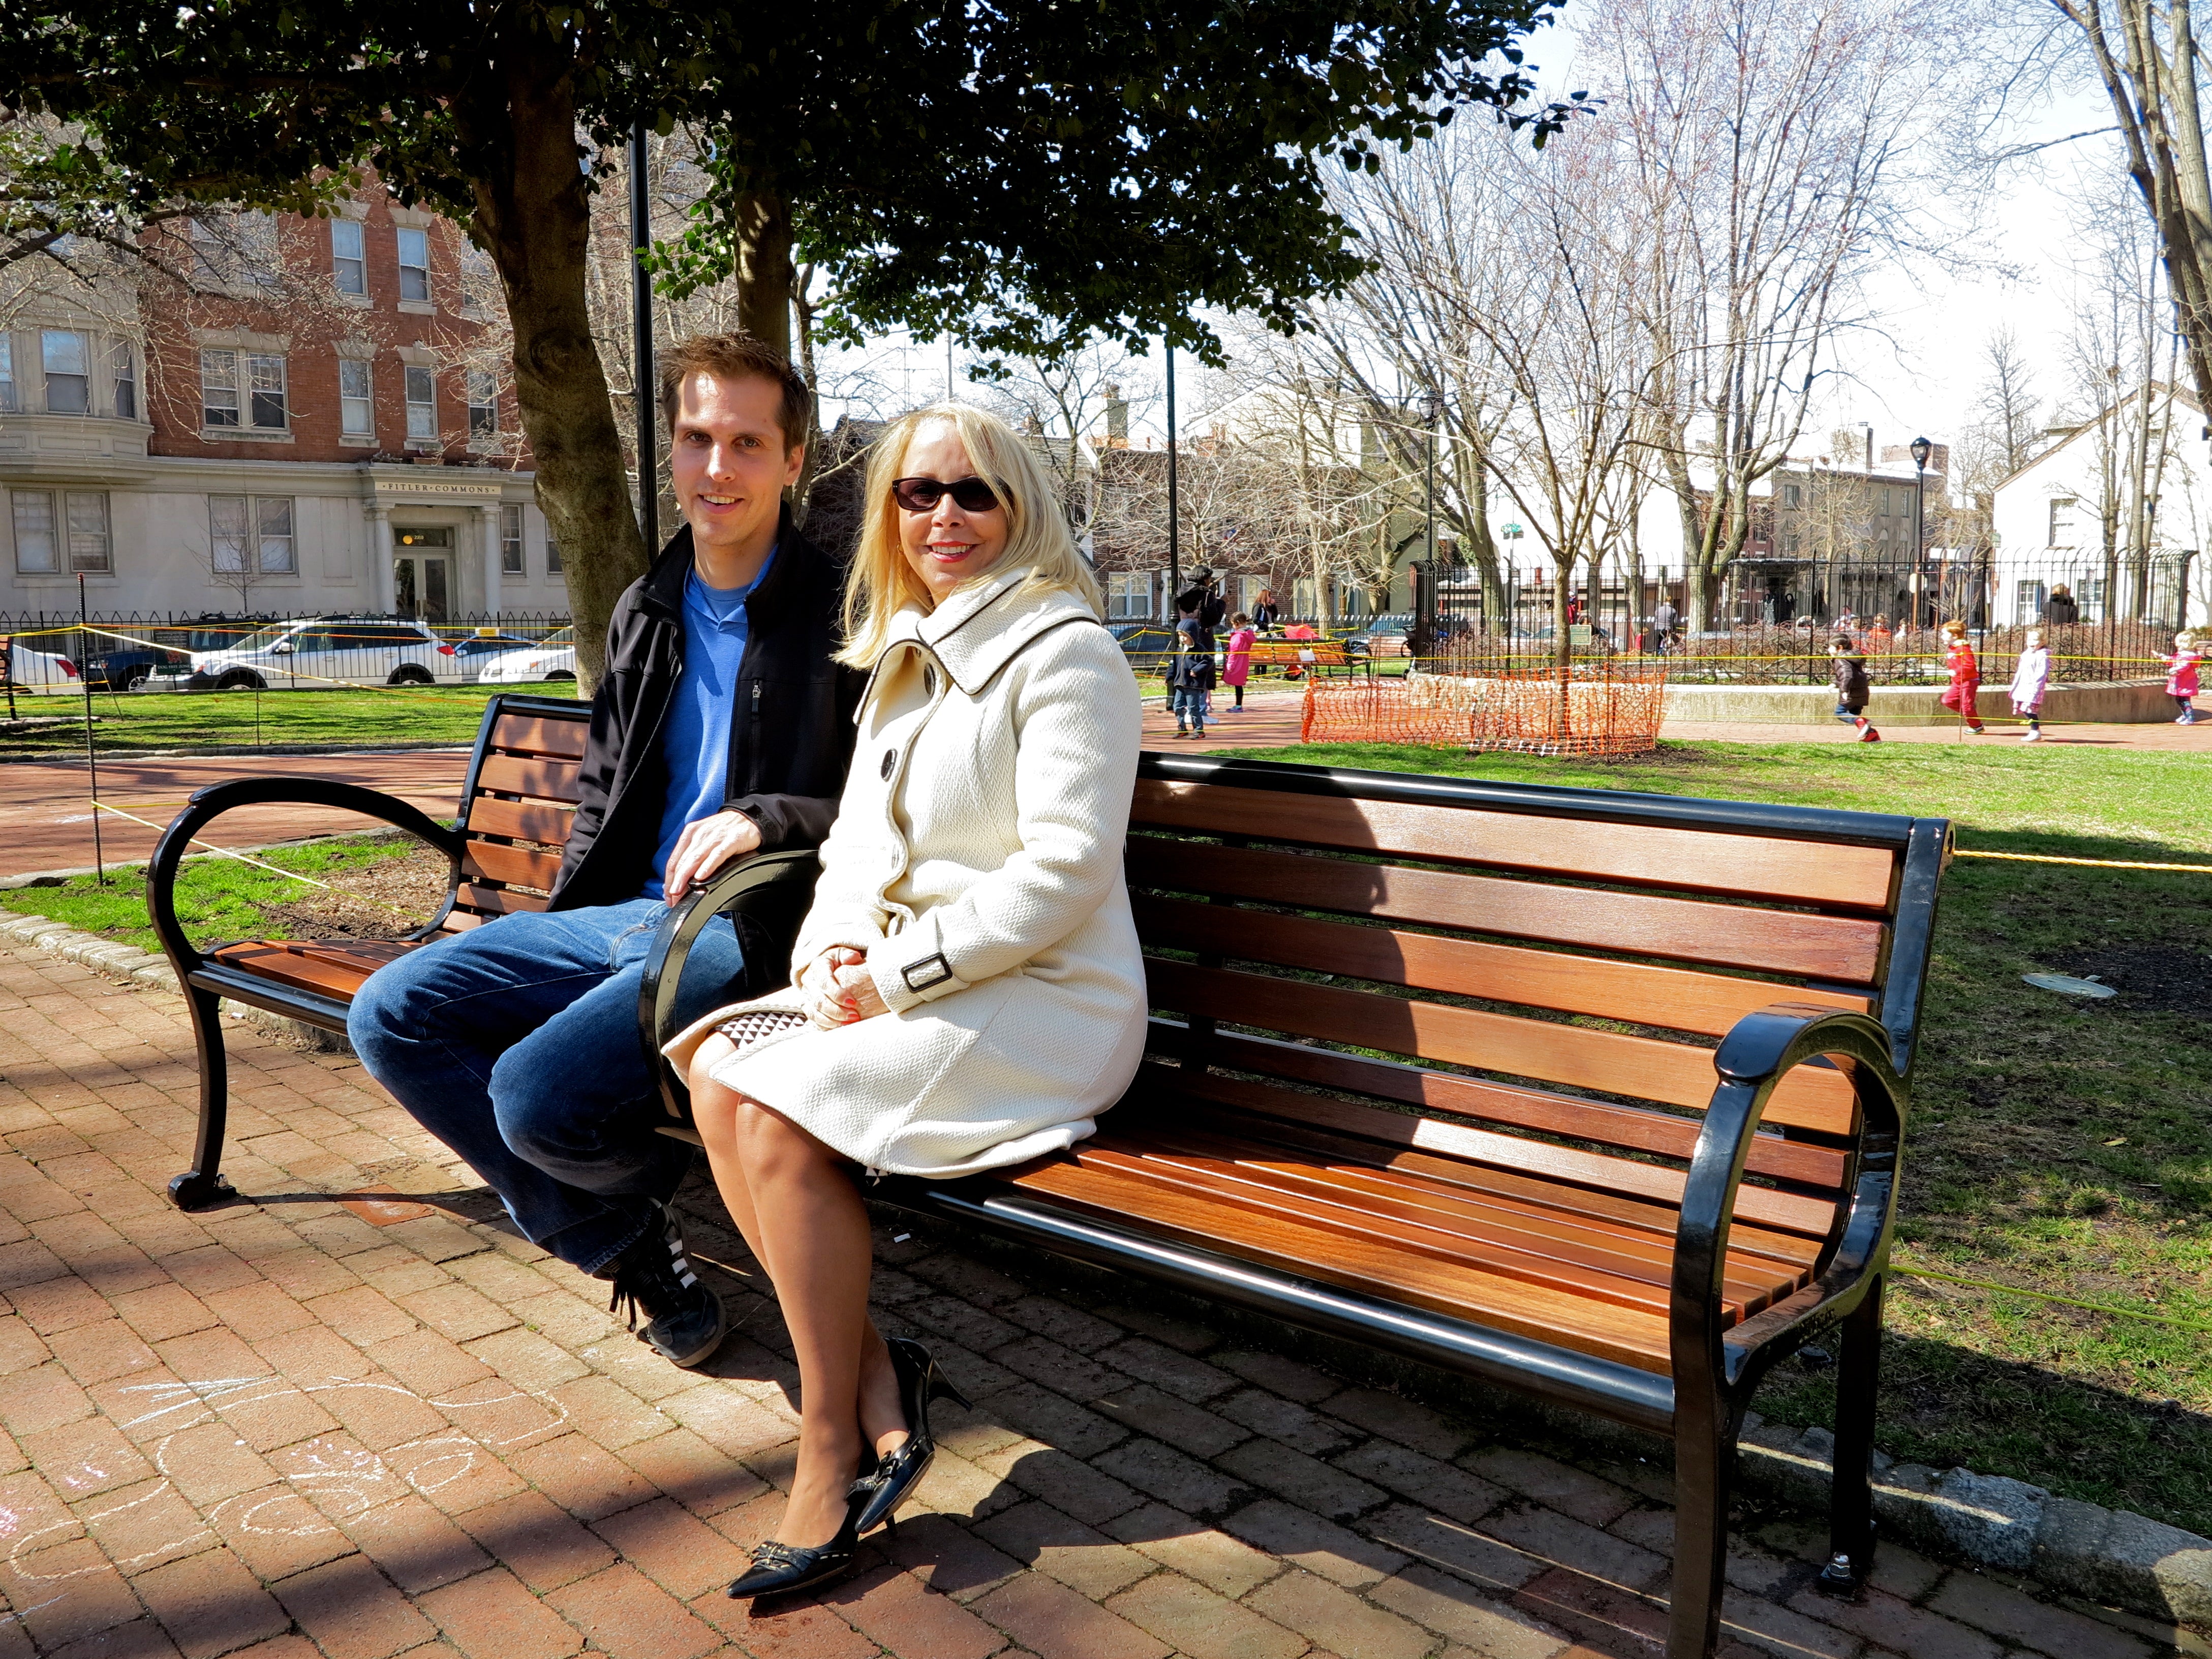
[349,335,862,1370]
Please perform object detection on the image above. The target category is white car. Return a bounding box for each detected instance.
[1,637,83,691]
[189,618,467,690]
[475,625,576,684]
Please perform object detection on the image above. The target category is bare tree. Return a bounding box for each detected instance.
[1587,0,1954,629]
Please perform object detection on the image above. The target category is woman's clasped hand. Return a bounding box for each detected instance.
[795,945,886,1026]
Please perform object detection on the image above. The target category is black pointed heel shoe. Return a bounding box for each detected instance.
[849,1337,972,1536]
[726,1483,867,1602]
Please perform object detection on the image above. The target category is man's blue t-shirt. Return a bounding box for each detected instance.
[643,551,775,900]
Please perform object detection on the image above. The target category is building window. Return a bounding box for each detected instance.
[468,370,499,438]
[2014,579,2046,626]
[248,353,288,429]
[239,212,281,287]
[209,496,297,575]
[12,491,57,573]
[2048,498,2079,545]
[43,330,89,414]
[339,358,374,437]
[331,218,366,295]
[1781,483,1802,509]
[404,365,438,443]
[397,227,431,302]
[1105,571,1155,620]
[112,342,137,421]
[545,534,563,575]
[0,338,15,413]
[189,217,225,287]
[23,491,114,572]
[459,243,497,316]
[501,503,525,576]
[201,348,239,427]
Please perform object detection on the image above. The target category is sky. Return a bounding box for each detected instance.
[821,2,2134,465]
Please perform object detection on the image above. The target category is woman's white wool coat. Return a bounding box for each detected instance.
[665,568,1148,1178]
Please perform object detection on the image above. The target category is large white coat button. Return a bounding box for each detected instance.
[880,748,898,780]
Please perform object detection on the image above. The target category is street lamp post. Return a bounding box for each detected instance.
[1909,435,1932,627]
[629,124,657,554]
[1165,342,1179,623]
[1410,391,1441,656]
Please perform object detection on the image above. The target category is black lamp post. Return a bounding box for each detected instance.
[1909,435,1931,626]
[1165,342,1179,623]
[630,124,657,553]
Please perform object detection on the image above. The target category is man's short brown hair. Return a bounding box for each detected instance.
[657,334,811,451]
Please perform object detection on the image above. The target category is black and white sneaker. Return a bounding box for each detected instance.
[599,1204,727,1369]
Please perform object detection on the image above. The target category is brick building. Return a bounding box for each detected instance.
[1,178,562,622]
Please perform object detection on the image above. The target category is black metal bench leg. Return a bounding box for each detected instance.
[1819,1275,1884,1595]
[169,985,238,1211]
[1668,1403,1735,1659]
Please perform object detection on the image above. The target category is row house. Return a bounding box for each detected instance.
[0,178,563,623]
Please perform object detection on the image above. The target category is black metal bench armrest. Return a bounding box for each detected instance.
[148,778,468,979]
[1673,1004,1907,1399]
[636,847,823,1128]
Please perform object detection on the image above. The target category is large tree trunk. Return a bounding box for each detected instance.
[463,28,648,696]
[734,190,795,357]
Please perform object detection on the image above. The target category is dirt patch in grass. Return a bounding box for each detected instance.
[2047,944,2212,1017]
[257,843,454,940]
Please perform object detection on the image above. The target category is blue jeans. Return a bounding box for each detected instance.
[347,898,748,1273]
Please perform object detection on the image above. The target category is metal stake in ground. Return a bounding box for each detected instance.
[78,576,104,884]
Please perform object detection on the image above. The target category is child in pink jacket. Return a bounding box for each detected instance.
[2164,631,2202,725]
[1221,613,1255,712]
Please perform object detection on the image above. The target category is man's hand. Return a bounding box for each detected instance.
[662,809,762,904]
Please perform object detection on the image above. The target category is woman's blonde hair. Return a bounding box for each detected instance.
[838,403,1104,669]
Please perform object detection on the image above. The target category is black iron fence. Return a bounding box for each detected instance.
[1407,552,2198,685]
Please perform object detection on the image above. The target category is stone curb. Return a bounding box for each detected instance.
[1,904,2204,1637]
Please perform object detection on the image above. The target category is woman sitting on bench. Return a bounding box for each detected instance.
[664,403,1147,1601]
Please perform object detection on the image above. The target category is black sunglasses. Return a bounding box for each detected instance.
[891,475,1001,513]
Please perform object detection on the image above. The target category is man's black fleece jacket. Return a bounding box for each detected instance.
[549,511,866,911]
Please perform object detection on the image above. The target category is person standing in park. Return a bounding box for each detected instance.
[1939,619,1986,734]
[347,336,863,1373]
[1176,566,1227,654]
[1650,596,1678,653]
[2045,585,2080,626]
[1166,610,1217,737]
[2010,628,2051,741]
[1221,611,1256,712]
[663,403,1146,1599]
[2163,631,2203,724]
[1829,634,1879,742]
[1251,587,1280,631]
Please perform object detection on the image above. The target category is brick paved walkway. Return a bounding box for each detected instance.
[0,942,2171,1659]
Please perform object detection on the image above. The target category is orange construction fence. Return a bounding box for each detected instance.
[1302,662,1668,756]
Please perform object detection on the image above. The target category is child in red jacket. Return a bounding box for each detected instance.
[2164,631,2203,725]
[1939,621,1985,733]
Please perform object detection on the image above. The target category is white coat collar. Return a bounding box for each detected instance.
[880,568,1099,696]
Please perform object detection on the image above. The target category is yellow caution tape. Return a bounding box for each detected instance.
[1892,1266,2212,1335]
[87,798,425,918]
[1954,849,2212,873]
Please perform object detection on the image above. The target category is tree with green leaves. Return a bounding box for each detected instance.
[3,0,1569,689]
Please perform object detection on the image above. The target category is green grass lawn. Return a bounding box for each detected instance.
[1212,738,2212,1533]
[0,684,562,754]
[6,833,440,956]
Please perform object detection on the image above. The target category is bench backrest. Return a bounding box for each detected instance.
[1125,753,1948,1263]
[442,694,592,931]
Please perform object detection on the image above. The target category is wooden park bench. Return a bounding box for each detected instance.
[642,751,1945,1658]
[149,691,819,1211]
[1247,636,1351,674]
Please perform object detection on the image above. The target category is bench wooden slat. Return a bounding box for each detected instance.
[463,794,575,847]
[463,840,564,893]
[1126,838,1887,985]
[474,753,586,804]
[1131,780,1897,911]
[1001,1153,1678,1372]
[1079,1125,1805,1318]
[453,882,551,916]
[1146,958,1857,1134]
[210,939,421,998]
[1178,1031,1850,1191]
[1131,893,1870,1040]
[488,712,589,760]
[1133,1068,1839,1242]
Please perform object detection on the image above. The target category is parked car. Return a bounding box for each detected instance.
[1344,613,1414,659]
[93,619,285,691]
[473,625,576,684]
[1,636,81,691]
[1109,622,1182,674]
[187,618,468,690]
